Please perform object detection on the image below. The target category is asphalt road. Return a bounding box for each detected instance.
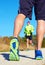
[0,48,45,65]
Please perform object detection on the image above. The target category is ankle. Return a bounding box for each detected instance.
[13,37,18,39]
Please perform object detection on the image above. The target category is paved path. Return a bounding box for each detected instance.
[0,48,45,65]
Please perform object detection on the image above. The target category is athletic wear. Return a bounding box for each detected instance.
[19,0,45,20]
[26,35,32,40]
[24,24,34,36]
[35,50,43,60]
[9,38,20,61]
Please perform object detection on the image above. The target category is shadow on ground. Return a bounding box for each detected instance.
[1,53,9,61]
[1,53,35,61]
[19,55,35,60]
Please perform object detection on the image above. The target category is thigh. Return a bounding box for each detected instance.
[35,0,45,20]
[19,0,34,19]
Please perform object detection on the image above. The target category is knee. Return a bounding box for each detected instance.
[17,14,26,19]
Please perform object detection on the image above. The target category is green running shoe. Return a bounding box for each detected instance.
[9,38,20,61]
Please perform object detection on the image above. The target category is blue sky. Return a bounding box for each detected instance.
[0,0,37,37]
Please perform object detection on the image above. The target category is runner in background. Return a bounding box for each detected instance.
[24,21,34,50]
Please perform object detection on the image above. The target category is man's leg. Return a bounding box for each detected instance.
[36,20,45,50]
[29,40,32,44]
[9,14,26,61]
[29,35,34,46]
[26,39,30,49]
[29,40,34,46]
[35,20,45,60]
[14,14,26,37]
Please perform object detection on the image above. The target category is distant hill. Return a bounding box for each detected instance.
[0,36,45,51]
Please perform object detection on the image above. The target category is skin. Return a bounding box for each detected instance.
[13,14,26,37]
[36,20,45,50]
[26,39,30,49]
[29,40,33,44]
[26,39,33,49]
[13,13,45,50]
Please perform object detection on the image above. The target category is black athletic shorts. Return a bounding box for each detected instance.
[18,0,45,20]
[25,35,32,40]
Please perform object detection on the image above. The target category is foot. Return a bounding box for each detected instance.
[9,38,20,61]
[35,50,43,60]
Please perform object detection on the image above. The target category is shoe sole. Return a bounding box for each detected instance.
[36,56,43,60]
[9,39,20,61]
